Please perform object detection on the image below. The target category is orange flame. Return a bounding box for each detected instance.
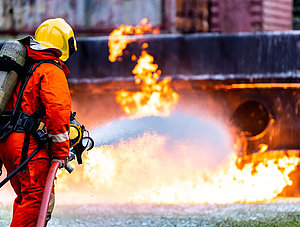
[116,50,179,117]
[131,153,299,204]
[108,24,134,62]
[259,144,268,153]
[109,18,179,118]
[57,133,300,205]
[108,18,154,62]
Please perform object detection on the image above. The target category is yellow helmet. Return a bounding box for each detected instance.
[34,18,77,61]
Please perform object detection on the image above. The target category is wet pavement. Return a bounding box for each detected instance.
[2,198,300,227]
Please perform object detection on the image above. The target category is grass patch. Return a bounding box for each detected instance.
[215,212,300,227]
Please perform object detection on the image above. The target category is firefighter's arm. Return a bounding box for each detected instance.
[39,64,71,160]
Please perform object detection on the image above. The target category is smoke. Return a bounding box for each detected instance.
[92,111,233,169]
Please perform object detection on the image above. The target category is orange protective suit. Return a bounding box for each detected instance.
[0,39,71,226]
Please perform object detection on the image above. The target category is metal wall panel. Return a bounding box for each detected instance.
[263,0,292,31]
[210,0,292,33]
[0,0,293,35]
[14,32,296,81]
[219,0,254,33]
[88,0,162,30]
[210,0,263,33]
[162,0,177,32]
[0,0,164,34]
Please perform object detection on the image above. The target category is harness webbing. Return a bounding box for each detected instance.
[0,60,58,140]
[0,146,41,188]
[17,132,30,176]
[0,158,3,176]
[0,59,62,183]
[16,60,62,173]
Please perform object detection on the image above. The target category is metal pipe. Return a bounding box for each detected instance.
[36,160,60,227]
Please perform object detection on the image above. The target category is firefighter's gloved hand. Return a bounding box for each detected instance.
[51,159,67,168]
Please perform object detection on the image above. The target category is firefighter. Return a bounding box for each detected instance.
[0,18,77,226]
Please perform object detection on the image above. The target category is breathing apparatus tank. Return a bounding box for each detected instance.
[0,40,27,115]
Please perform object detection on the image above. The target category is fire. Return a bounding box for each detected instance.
[56,21,300,205]
[108,18,179,118]
[131,152,299,204]
[116,50,179,117]
[57,132,300,204]
[108,18,155,62]
[259,144,268,153]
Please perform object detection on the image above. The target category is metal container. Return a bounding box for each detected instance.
[0,40,27,115]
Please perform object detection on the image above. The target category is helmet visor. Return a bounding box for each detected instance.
[68,37,76,59]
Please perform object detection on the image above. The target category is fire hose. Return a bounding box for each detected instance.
[36,134,94,226]
[36,160,60,227]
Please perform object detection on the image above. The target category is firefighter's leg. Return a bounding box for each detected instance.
[11,158,50,227]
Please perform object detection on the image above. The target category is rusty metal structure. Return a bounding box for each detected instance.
[0,0,165,35]
[210,0,293,33]
[0,0,293,35]
[1,0,166,35]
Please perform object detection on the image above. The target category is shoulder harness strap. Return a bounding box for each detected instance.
[17,60,62,173]
[0,59,62,139]
[0,59,62,176]
[0,60,63,172]
[0,158,3,176]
